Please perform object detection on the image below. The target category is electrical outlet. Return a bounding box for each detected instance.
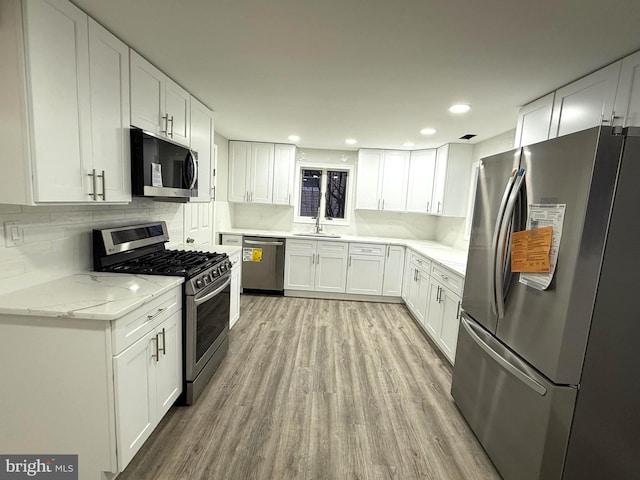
[4,221,23,247]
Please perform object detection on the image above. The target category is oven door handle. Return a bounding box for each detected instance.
[193,276,231,306]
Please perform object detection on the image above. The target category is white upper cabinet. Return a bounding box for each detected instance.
[88,18,131,203]
[614,51,640,127]
[432,144,473,217]
[0,0,130,204]
[514,93,555,147]
[355,149,409,211]
[190,97,214,203]
[130,50,190,147]
[228,141,274,204]
[273,144,296,206]
[406,149,437,213]
[549,61,622,138]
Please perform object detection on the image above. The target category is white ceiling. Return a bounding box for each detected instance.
[73,0,640,151]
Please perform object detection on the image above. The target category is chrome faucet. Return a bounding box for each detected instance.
[314,207,323,234]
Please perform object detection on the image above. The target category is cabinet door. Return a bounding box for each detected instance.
[130,50,165,135]
[165,79,190,146]
[88,18,131,203]
[113,329,156,471]
[315,253,348,293]
[550,61,622,138]
[401,253,413,301]
[273,144,296,205]
[355,150,383,210]
[228,141,250,202]
[229,265,241,328]
[284,240,316,291]
[24,0,91,202]
[424,278,443,340]
[431,145,448,216]
[380,151,410,211]
[406,150,437,213]
[155,312,182,419]
[346,254,385,295]
[437,144,473,217]
[614,51,640,127]
[190,97,214,202]
[249,143,274,203]
[437,289,462,364]
[414,269,431,328]
[514,93,554,147]
[382,245,405,296]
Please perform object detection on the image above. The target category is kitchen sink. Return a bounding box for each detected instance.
[292,233,341,238]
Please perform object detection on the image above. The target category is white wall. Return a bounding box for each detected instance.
[0,199,184,294]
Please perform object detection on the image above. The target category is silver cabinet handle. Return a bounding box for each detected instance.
[168,115,174,137]
[440,273,449,281]
[316,253,320,265]
[437,201,442,214]
[426,201,430,212]
[437,286,442,303]
[159,327,166,355]
[288,193,291,205]
[97,170,106,200]
[456,301,461,319]
[386,246,390,257]
[348,256,352,267]
[461,317,547,396]
[147,307,166,321]
[152,334,160,362]
[312,252,315,265]
[161,114,168,134]
[377,199,380,210]
[382,199,385,210]
[88,169,97,200]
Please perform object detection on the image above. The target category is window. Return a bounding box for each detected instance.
[297,167,350,223]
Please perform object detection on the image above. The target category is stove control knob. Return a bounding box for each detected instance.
[195,279,203,288]
[212,269,219,278]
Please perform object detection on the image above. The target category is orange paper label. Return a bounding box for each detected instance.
[510,226,553,273]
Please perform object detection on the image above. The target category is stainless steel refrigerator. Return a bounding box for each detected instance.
[451,126,640,480]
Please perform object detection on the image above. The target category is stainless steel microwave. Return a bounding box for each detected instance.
[130,128,198,201]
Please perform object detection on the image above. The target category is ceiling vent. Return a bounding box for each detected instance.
[459,134,477,140]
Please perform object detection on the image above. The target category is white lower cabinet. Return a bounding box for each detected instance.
[382,245,405,296]
[425,277,462,364]
[284,239,348,292]
[404,252,431,326]
[346,243,386,295]
[229,250,241,328]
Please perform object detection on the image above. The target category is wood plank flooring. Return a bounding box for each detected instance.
[118,295,499,480]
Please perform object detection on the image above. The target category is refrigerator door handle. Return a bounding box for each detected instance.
[491,169,518,316]
[461,317,547,396]
[495,169,526,319]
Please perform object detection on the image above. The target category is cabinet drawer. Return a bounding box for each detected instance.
[431,264,464,296]
[317,240,348,254]
[286,238,316,252]
[111,286,182,355]
[349,242,385,256]
[221,234,242,246]
[409,251,431,273]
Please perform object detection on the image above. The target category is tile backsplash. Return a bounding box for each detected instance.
[0,199,184,294]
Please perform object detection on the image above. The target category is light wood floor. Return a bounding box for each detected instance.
[118,295,499,480]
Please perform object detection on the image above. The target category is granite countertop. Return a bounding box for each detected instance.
[0,273,184,321]
[219,229,467,276]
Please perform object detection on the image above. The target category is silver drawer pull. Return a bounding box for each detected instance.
[159,327,166,355]
[147,307,166,321]
[440,274,449,280]
[151,334,160,362]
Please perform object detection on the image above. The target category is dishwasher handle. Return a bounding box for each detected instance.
[244,239,284,246]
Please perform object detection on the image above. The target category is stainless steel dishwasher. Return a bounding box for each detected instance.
[241,236,285,293]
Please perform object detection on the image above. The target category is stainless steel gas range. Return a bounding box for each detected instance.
[93,221,232,405]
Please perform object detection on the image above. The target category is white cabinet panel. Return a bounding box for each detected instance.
[406,149,437,213]
[346,255,385,295]
[380,150,410,211]
[229,251,241,328]
[315,253,348,293]
[355,150,383,210]
[514,92,555,147]
[24,0,91,202]
[155,312,182,419]
[88,18,131,203]
[228,141,252,202]
[550,61,621,138]
[437,289,462,363]
[614,51,640,127]
[273,144,296,205]
[165,78,190,146]
[250,143,275,203]
[190,97,214,202]
[284,239,316,291]
[382,245,405,297]
[425,279,443,339]
[432,144,473,217]
[130,50,165,135]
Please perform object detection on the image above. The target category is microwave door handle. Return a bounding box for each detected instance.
[186,151,198,190]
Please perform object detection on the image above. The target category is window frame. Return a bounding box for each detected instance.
[293,163,354,226]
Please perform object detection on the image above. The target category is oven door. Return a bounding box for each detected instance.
[185,272,231,382]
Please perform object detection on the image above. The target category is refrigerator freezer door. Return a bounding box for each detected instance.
[496,127,624,385]
[462,148,521,334]
[451,316,577,480]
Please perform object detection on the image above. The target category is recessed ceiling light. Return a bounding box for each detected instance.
[288,135,300,142]
[420,128,437,135]
[403,142,415,148]
[449,104,471,114]
[345,138,357,145]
